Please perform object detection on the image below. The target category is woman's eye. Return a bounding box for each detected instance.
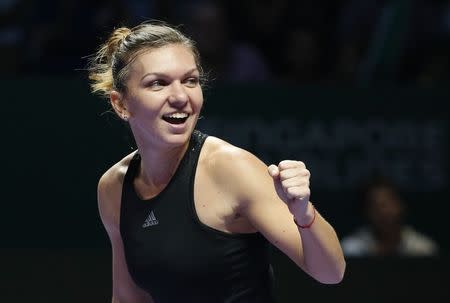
[148,80,166,89]
[184,77,199,87]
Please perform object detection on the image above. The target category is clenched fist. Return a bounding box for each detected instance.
[268,160,312,221]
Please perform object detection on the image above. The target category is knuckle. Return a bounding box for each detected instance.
[297,161,306,168]
[278,161,288,170]
[302,188,311,197]
[304,169,311,177]
[287,187,297,196]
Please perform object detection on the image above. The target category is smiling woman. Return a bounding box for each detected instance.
[111,43,203,146]
[88,20,345,303]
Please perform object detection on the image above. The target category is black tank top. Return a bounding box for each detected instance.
[120,130,276,303]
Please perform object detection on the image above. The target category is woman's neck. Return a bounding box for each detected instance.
[136,140,190,190]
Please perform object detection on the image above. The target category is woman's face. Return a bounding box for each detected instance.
[123,44,203,148]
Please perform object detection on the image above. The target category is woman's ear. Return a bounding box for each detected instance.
[110,90,129,121]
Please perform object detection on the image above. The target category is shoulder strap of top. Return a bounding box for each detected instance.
[123,152,141,186]
[122,130,207,186]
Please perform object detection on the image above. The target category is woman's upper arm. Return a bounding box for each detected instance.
[211,146,307,269]
[97,171,154,303]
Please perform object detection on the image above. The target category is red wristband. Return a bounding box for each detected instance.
[293,205,316,229]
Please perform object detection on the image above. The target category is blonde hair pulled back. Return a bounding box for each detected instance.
[88,21,203,98]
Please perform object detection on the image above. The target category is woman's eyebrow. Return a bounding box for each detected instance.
[140,67,199,81]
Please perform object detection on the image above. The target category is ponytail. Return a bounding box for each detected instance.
[88,27,131,97]
[88,21,203,99]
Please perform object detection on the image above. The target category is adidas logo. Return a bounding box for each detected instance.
[142,210,159,228]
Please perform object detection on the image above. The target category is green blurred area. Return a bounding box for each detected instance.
[3,76,448,249]
[1,76,448,301]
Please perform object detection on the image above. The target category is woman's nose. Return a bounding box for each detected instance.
[167,82,188,107]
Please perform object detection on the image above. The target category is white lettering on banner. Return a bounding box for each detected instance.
[198,118,448,191]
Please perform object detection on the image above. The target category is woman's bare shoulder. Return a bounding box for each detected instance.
[98,151,138,189]
[201,135,266,185]
[97,151,138,229]
[204,135,263,164]
[203,136,250,160]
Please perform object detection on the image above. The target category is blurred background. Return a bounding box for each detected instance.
[1,0,449,302]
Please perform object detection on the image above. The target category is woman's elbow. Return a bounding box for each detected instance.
[317,260,346,284]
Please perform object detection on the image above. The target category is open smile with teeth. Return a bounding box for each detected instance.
[162,112,189,124]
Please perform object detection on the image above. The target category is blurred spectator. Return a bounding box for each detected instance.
[277,1,340,84]
[2,0,447,86]
[334,0,409,84]
[334,0,380,83]
[278,27,323,84]
[341,174,439,257]
[335,0,450,86]
[175,0,271,84]
[227,0,288,76]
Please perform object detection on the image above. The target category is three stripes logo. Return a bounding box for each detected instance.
[142,210,159,228]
